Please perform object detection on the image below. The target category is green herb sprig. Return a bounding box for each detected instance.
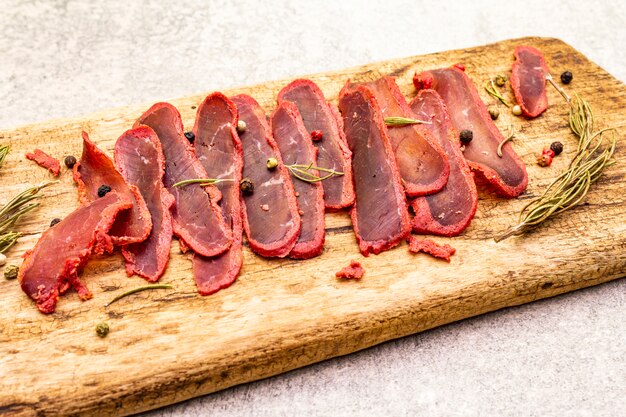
[105,284,173,307]
[172,178,235,188]
[0,145,9,169]
[384,117,431,127]
[484,78,511,107]
[287,162,344,183]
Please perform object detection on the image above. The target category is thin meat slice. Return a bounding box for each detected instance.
[135,102,232,257]
[408,236,456,262]
[414,67,528,198]
[511,46,549,118]
[270,101,325,259]
[344,77,450,197]
[191,93,243,294]
[277,79,355,209]
[25,149,60,176]
[231,94,301,258]
[19,192,132,314]
[114,126,175,282]
[409,90,478,236]
[338,85,410,256]
[73,132,152,245]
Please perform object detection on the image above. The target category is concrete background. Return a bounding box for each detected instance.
[2,0,624,415]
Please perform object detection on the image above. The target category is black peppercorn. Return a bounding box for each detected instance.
[64,155,77,169]
[97,185,112,197]
[184,131,195,144]
[550,141,564,156]
[240,178,254,195]
[560,71,573,84]
[50,218,61,227]
[459,129,473,144]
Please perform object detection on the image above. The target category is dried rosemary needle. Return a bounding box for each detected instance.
[384,117,431,127]
[0,145,9,169]
[484,78,510,107]
[172,178,235,187]
[287,162,344,183]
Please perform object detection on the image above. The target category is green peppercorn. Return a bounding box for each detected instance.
[4,265,18,280]
[488,106,500,120]
[494,75,506,87]
[184,131,195,144]
[96,322,109,338]
[97,185,112,198]
[512,105,522,116]
[560,71,573,84]
[240,178,254,195]
[550,141,564,156]
[64,155,77,169]
[237,120,247,133]
[50,218,61,227]
[459,129,473,144]
[266,157,278,170]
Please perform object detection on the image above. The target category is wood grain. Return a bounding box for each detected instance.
[1,37,625,417]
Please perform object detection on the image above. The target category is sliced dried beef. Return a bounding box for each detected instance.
[335,260,365,280]
[511,46,549,118]
[407,236,456,262]
[25,149,60,176]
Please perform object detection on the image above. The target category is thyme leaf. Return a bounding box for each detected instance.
[105,284,174,307]
[484,78,510,107]
[384,117,431,127]
[172,178,235,187]
[287,162,344,183]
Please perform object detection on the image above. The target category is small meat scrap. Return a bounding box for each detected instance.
[271,101,325,259]
[338,84,411,256]
[414,66,528,198]
[73,132,152,245]
[114,126,174,282]
[335,260,365,280]
[19,192,132,313]
[277,79,355,210]
[511,46,549,118]
[408,236,456,262]
[231,94,301,258]
[25,149,60,176]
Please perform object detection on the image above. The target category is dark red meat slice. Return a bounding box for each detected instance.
[511,46,550,118]
[408,236,456,262]
[191,92,244,294]
[135,102,232,257]
[270,101,325,259]
[344,77,449,197]
[335,260,365,280]
[409,90,478,236]
[414,67,528,198]
[277,79,355,210]
[25,149,60,176]
[73,132,152,245]
[19,192,132,314]
[114,126,175,282]
[231,94,301,258]
[338,85,410,256]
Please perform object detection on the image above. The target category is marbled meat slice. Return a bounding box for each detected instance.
[511,46,549,118]
[25,149,60,176]
[338,85,410,256]
[270,101,325,259]
[345,76,450,197]
[231,94,301,258]
[135,102,232,257]
[114,126,175,282]
[414,66,528,198]
[19,192,132,314]
[409,89,478,236]
[191,93,243,294]
[277,79,355,209]
[73,132,152,245]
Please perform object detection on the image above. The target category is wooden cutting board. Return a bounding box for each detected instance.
[1,37,625,417]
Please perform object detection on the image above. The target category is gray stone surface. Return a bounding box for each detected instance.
[2,0,625,416]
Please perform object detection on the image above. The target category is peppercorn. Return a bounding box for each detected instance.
[550,141,564,156]
[240,178,254,195]
[50,218,61,227]
[184,131,195,144]
[310,130,323,141]
[488,106,500,120]
[64,155,77,169]
[459,129,473,144]
[560,71,573,84]
[237,120,247,133]
[96,322,109,338]
[512,105,522,116]
[494,75,506,87]
[537,148,555,167]
[97,185,112,197]
[266,157,278,170]
[4,265,19,280]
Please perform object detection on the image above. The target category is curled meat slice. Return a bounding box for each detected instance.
[345,77,449,196]
[114,126,175,282]
[409,90,478,236]
[511,46,550,118]
[73,132,152,245]
[277,79,355,209]
[191,93,243,294]
[338,85,410,256]
[19,192,132,314]
[135,102,232,257]
[231,94,301,258]
[414,67,528,198]
[271,101,325,259]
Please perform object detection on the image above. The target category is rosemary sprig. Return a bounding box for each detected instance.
[496,125,516,158]
[384,117,431,126]
[484,78,510,107]
[0,232,22,254]
[0,145,9,168]
[495,94,616,242]
[105,284,173,307]
[172,178,235,187]
[287,162,344,183]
